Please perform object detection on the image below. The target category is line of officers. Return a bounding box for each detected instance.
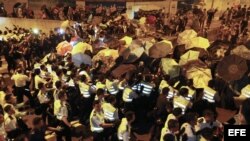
[75,72,218,141]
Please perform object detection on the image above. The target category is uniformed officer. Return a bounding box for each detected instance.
[78,75,92,98]
[122,80,138,112]
[117,111,135,141]
[139,75,154,96]
[90,100,114,141]
[173,88,192,114]
[203,86,217,103]
[105,77,119,95]
[102,96,119,122]
[180,113,198,141]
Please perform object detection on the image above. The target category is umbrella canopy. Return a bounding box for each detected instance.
[186,67,212,88]
[92,49,119,73]
[161,58,180,78]
[72,53,92,67]
[177,29,197,45]
[149,40,173,58]
[61,20,70,29]
[216,55,248,82]
[185,36,210,50]
[56,41,73,56]
[111,64,136,78]
[72,42,93,55]
[122,46,144,63]
[120,36,133,47]
[231,45,250,60]
[139,17,146,25]
[208,40,230,61]
[70,36,83,46]
[179,50,200,65]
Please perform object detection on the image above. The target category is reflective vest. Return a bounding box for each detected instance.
[90,109,104,133]
[118,118,130,140]
[173,96,190,114]
[241,84,250,98]
[106,79,119,95]
[96,82,106,91]
[79,82,91,98]
[140,82,153,96]
[203,87,216,103]
[118,80,126,90]
[159,80,169,93]
[67,79,75,87]
[167,87,177,99]
[102,103,117,121]
[123,87,133,102]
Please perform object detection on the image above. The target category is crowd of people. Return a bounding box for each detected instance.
[0,3,250,141]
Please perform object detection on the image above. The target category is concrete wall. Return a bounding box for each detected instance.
[0,17,67,33]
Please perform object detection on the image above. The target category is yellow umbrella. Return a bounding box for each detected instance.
[56,41,73,56]
[120,36,133,46]
[186,36,210,50]
[186,67,212,88]
[177,29,197,45]
[179,50,200,65]
[161,58,180,78]
[139,17,146,25]
[61,20,70,29]
[71,42,93,55]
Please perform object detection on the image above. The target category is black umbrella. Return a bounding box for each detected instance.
[216,54,248,82]
[207,40,230,61]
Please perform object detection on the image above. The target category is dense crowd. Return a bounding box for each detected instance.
[0,3,250,141]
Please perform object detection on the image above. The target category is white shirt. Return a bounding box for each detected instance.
[34,75,47,89]
[90,109,105,133]
[56,101,68,120]
[118,118,131,141]
[4,114,17,132]
[11,73,29,87]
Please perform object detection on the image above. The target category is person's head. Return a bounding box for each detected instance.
[162,87,170,96]
[168,119,179,133]
[38,82,45,90]
[5,94,17,105]
[173,108,182,118]
[32,117,44,129]
[163,133,175,141]
[80,75,87,83]
[125,111,135,124]
[200,127,213,140]
[93,100,102,112]
[179,88,188,97]
[239,98,250,125]
[55,81,62,89]
[34,69,41,75]
[106,95,116,105]
[40,64,46,71]
[4,105,15,115]
[185,112,198,126]
[96,88,105,99]
[58,91,67,101]
[203,109,215,123]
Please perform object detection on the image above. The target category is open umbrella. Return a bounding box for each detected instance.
[72,53,92,67]
[120,36,133,47]
[231,45,250,60]
[161,58,180,78]
[61,20,70,29]
[92,49,119,73]
[185,36,210,50]
[72,42,93,55]
[111,64,136,78]
[177,29,197,45]
[207,40,230,61]
[186,67,212,88]
[216,55,248,82]
[56,41,73,56]
[70,36,83,46]
[149,40,173,58]
[122,46,144,63]
[179,50,200,65]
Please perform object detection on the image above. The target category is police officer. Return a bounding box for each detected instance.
[139,75,154,96]
[122,80,138,112]
[117,111,135,141]
[90,100,114,141]
[173,88,192,114]
[105,77,119,95]
[102,96,119,122]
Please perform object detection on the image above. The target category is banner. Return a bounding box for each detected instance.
[85,0,126,13]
